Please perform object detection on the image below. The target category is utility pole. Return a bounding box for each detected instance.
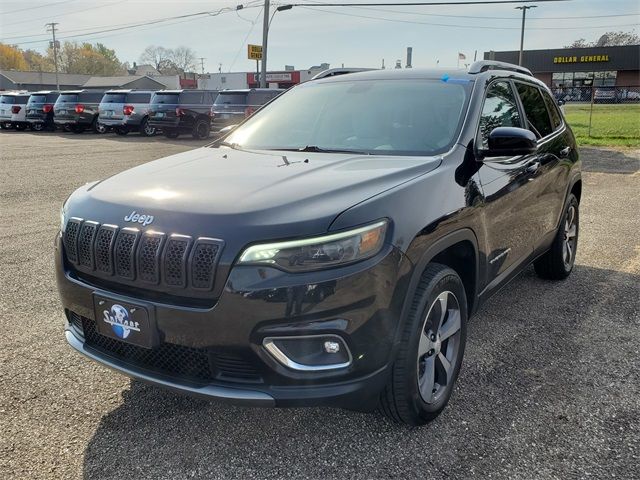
[515,5,536,66]
[198,57,206,74]
[260,0,270,88]
[45,22,60,90]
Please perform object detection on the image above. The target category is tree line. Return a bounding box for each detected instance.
[0,42,198,76]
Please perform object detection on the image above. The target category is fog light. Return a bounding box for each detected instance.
[263,335,352,371]
[324,341,340,353]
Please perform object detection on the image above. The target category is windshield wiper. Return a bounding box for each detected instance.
[269,145,371,154]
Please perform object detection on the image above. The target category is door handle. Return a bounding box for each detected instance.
[526,161,540,173]
[559,146,572,157]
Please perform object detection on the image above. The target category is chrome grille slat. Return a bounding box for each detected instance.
[64,219,221,292]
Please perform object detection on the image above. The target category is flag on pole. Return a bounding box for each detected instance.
[458,53,467,60]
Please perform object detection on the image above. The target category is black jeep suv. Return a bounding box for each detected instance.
[148,89,218,139]
[56,62,580,426]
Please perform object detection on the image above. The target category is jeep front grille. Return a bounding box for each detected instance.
[62,218,223,293]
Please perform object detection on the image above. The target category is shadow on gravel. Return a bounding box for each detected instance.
[581,147,639,174]
[81,264,639,479]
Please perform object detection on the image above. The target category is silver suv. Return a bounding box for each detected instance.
[98,90,157,136]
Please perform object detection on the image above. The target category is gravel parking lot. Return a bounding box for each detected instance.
[1,130,638,479]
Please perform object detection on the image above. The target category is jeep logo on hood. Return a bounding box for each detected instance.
[124,210,154,226]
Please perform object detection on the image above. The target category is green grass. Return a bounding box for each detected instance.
[563,103,640,148]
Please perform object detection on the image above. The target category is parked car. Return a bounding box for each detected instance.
[0,92,31,130]
[53,90,105,133]
[593,87,617,103]
[619,88,640,102]
[148,89,218,139]
[211,88,284,134]
[57,61,581,426]
[26,91,60,131]
[98,89,157,136]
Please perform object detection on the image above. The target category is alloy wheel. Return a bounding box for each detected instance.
[563,205,577,269]
[143,122,155,136]
[416,291,462,404]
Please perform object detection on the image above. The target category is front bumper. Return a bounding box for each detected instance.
[56,234,411,409]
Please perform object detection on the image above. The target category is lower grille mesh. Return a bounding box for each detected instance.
[73,314,262,384]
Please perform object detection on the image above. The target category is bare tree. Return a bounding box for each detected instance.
[564,31,640,48]
[139,45,172,73]
[169,46,197,74]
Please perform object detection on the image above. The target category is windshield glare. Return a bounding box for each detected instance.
[225,79,471,155]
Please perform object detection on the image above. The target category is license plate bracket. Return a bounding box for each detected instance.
[93,294,158,349]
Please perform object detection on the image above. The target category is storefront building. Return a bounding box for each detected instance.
[484,45,640,88]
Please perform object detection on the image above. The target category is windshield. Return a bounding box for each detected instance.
[57,94,78,103]
[225,79,471,155]
[151,93,179,104]
[101,93,126,103]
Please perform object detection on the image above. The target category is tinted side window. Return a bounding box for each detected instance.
[541,89,563,131]
[180,91,202,104]
[478,81,522,149]
[127,93,151,103]
[46,93,60,102]
[515,83,553,138]
[79,92,105,103]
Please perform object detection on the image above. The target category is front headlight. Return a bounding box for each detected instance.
[238,220,388,272]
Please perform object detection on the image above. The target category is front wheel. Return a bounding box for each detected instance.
[14,124,27,131]
[163,129,179,139]
[114,127,129,136]
[94,121,108,134]
[379,263,467,426]
[30,123,45,131]
[534,194,579,280]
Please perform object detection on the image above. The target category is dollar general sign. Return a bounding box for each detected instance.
[553,54,610,64]
[248,44,263,60]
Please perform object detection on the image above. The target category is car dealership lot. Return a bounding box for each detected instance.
[0,131,638,479]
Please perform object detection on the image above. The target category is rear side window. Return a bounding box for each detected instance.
[180,91,203,104]
[57,94,78,103]
[248,91,281,106]
[214,93,248,105]
[79,92,105,103]
[127,93,151,103]
[515,83,553,138]
[541,90,563,131]
[478,81,522,149]
[101,93,126,103]
[151,93,179,104]
[16,95,30,103]
[0,96,16,104]
[28,95,47,105]
[46,93,60,102]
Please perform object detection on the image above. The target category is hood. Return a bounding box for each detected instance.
[66,146,441,252]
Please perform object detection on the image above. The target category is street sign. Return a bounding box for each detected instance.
[248,44,263,60]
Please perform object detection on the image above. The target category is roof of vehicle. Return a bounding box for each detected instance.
[0,91,30,96]
[219,88,285,93]
[104,89,157,94]
[154,89,218,94]
[28,90,59,95]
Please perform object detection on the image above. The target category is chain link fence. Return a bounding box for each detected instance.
[554,86,640,145]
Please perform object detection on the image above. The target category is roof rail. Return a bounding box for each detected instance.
[468,60,532,76]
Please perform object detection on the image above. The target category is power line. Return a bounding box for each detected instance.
[295,0,639,20]
[1,0,77,15]
[5,0,128,30]
[3,4,262,46]
[280,0,570,6]
[297,5,639,30]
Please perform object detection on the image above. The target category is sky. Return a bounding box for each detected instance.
[0,0,638,73]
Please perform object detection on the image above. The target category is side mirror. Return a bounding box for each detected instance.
[482,127,537,158]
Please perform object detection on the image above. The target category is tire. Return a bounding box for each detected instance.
[30,123,44,132]
[0,123,10,130]
[192,117,210,140]
[114,127,129,136]
[164,129,179,139]
[139,117,155,137]
[70,124,84,134]
[14,124,27,131]
[94,120,107,134]
[534,194,579,280]
[379,263,468,426]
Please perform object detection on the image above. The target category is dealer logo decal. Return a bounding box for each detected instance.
[103,304,140,339]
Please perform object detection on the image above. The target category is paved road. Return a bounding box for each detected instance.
[1,130,638,479]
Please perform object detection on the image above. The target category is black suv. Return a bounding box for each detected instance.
[148,89,218,139]
[211,88,284,134]
[26,91,60,131]
[54,90,105,133]
[56,62,580,425]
